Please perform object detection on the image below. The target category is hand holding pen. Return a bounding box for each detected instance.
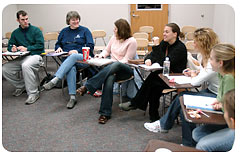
[11,45,17,52]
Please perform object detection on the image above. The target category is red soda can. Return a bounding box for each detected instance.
[82,47,90,61]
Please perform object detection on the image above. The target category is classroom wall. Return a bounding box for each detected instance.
[1,4,235,47]
[213,4,235,44]
[169,4,214,28]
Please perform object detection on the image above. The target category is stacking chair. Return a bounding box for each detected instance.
[181,25,197,41]
[136,38,149,57]
[181,25,197,35]
[43,32,59,67]
[91,30,107,54]
[185,40,195,53]
[139,26,154,40]
[185,32,194,41]
[38,26,44,32]
[133,32,149,40]
[116,76,135,104]
[5,32,12,40]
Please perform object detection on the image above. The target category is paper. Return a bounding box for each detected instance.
[167,75,192,84]
[86,58,114,66]
[46,51,68,56]
[2,51,30,56]
[183,94,223,114]
[138,63,162,71]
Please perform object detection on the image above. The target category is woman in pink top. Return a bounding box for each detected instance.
[77,19,137,124]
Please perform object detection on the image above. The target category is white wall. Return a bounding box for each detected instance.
[18,4,130,46]
[169,4,235,45]
[169,4,214,29]
[213,4,235,44]
[2,4,235,46]
[2,4,18,36]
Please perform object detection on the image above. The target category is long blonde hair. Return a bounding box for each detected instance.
[194,28,219,67]
[212,43,235,77]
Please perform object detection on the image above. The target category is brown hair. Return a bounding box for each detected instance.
[194,28,219,67]
[66,11,81,25]
[16,10,27,19]
[212,43,235,77]
[165,23,181,38]
[223,89,235,119]
[114,18,132,40]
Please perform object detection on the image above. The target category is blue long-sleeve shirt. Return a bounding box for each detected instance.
[55,25,94,57]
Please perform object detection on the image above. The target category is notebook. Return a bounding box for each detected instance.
[183,94,223,114]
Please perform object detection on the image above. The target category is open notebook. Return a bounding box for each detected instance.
[183,94,223,114]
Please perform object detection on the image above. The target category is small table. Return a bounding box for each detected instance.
[159,73,199,89]
[2,51,30,62]
[144,139,203,152]
[179,96,226,125]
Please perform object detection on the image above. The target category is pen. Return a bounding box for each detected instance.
[196,109,210,118]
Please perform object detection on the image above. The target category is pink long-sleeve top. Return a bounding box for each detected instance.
[99,35,137,63]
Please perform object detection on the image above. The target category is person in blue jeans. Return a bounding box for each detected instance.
[192,44,235,151]
[77,19,137,124]
[43,11,95,109]
[144,28,220,147]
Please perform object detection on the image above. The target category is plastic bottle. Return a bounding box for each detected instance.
[163,57,170,76]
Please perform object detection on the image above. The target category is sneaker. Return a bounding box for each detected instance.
[144,120,168,133]
[66,99,77,109]
[119,101,137,111]
[12,88,26,97]
[43,81,55,90]
[25,93,40,105]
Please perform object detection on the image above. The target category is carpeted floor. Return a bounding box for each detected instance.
[2,59,182,152]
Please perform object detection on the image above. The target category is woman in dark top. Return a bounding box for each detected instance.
[120,23,187,121]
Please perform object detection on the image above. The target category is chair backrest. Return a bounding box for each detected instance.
[181,25,197,35]
[185,40,195,52]
[139,26,154,39]
[185,32,194,41]
[133,32,149,40]
[44,32,59,41]
[5,32,12,40]
[136,38,149,56]
[44,32,59,49]
[91,30,107,46]
[136,38,149,49]
[92,30,106,39]
[38,26,44,32]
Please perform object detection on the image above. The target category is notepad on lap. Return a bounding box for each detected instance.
[138,63,162,71]
[2,51,30,56]
[86,58,114,66]
[46,51,68,56]
[167,75,192,84]
[183,94,223,114]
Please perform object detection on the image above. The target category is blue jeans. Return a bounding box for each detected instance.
[85,62,133,116]
[192,125,233,151]
[160,89,217,147]
[55,53,89,95]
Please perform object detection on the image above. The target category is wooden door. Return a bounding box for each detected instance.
[130,4,168,40]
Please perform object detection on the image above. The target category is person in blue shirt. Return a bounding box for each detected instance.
[43,11,95,109]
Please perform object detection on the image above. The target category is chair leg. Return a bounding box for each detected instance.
[162,94,166,115]
[119,83,122,104]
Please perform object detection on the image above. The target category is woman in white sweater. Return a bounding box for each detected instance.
[144,28,219,147]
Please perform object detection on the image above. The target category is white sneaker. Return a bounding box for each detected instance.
[144,120,168,133]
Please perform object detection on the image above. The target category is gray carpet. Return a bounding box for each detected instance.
[2,59,182,152]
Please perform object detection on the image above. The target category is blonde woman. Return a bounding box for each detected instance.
[192,43,235,151]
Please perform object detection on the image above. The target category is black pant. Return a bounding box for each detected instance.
[131,71,170,121]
